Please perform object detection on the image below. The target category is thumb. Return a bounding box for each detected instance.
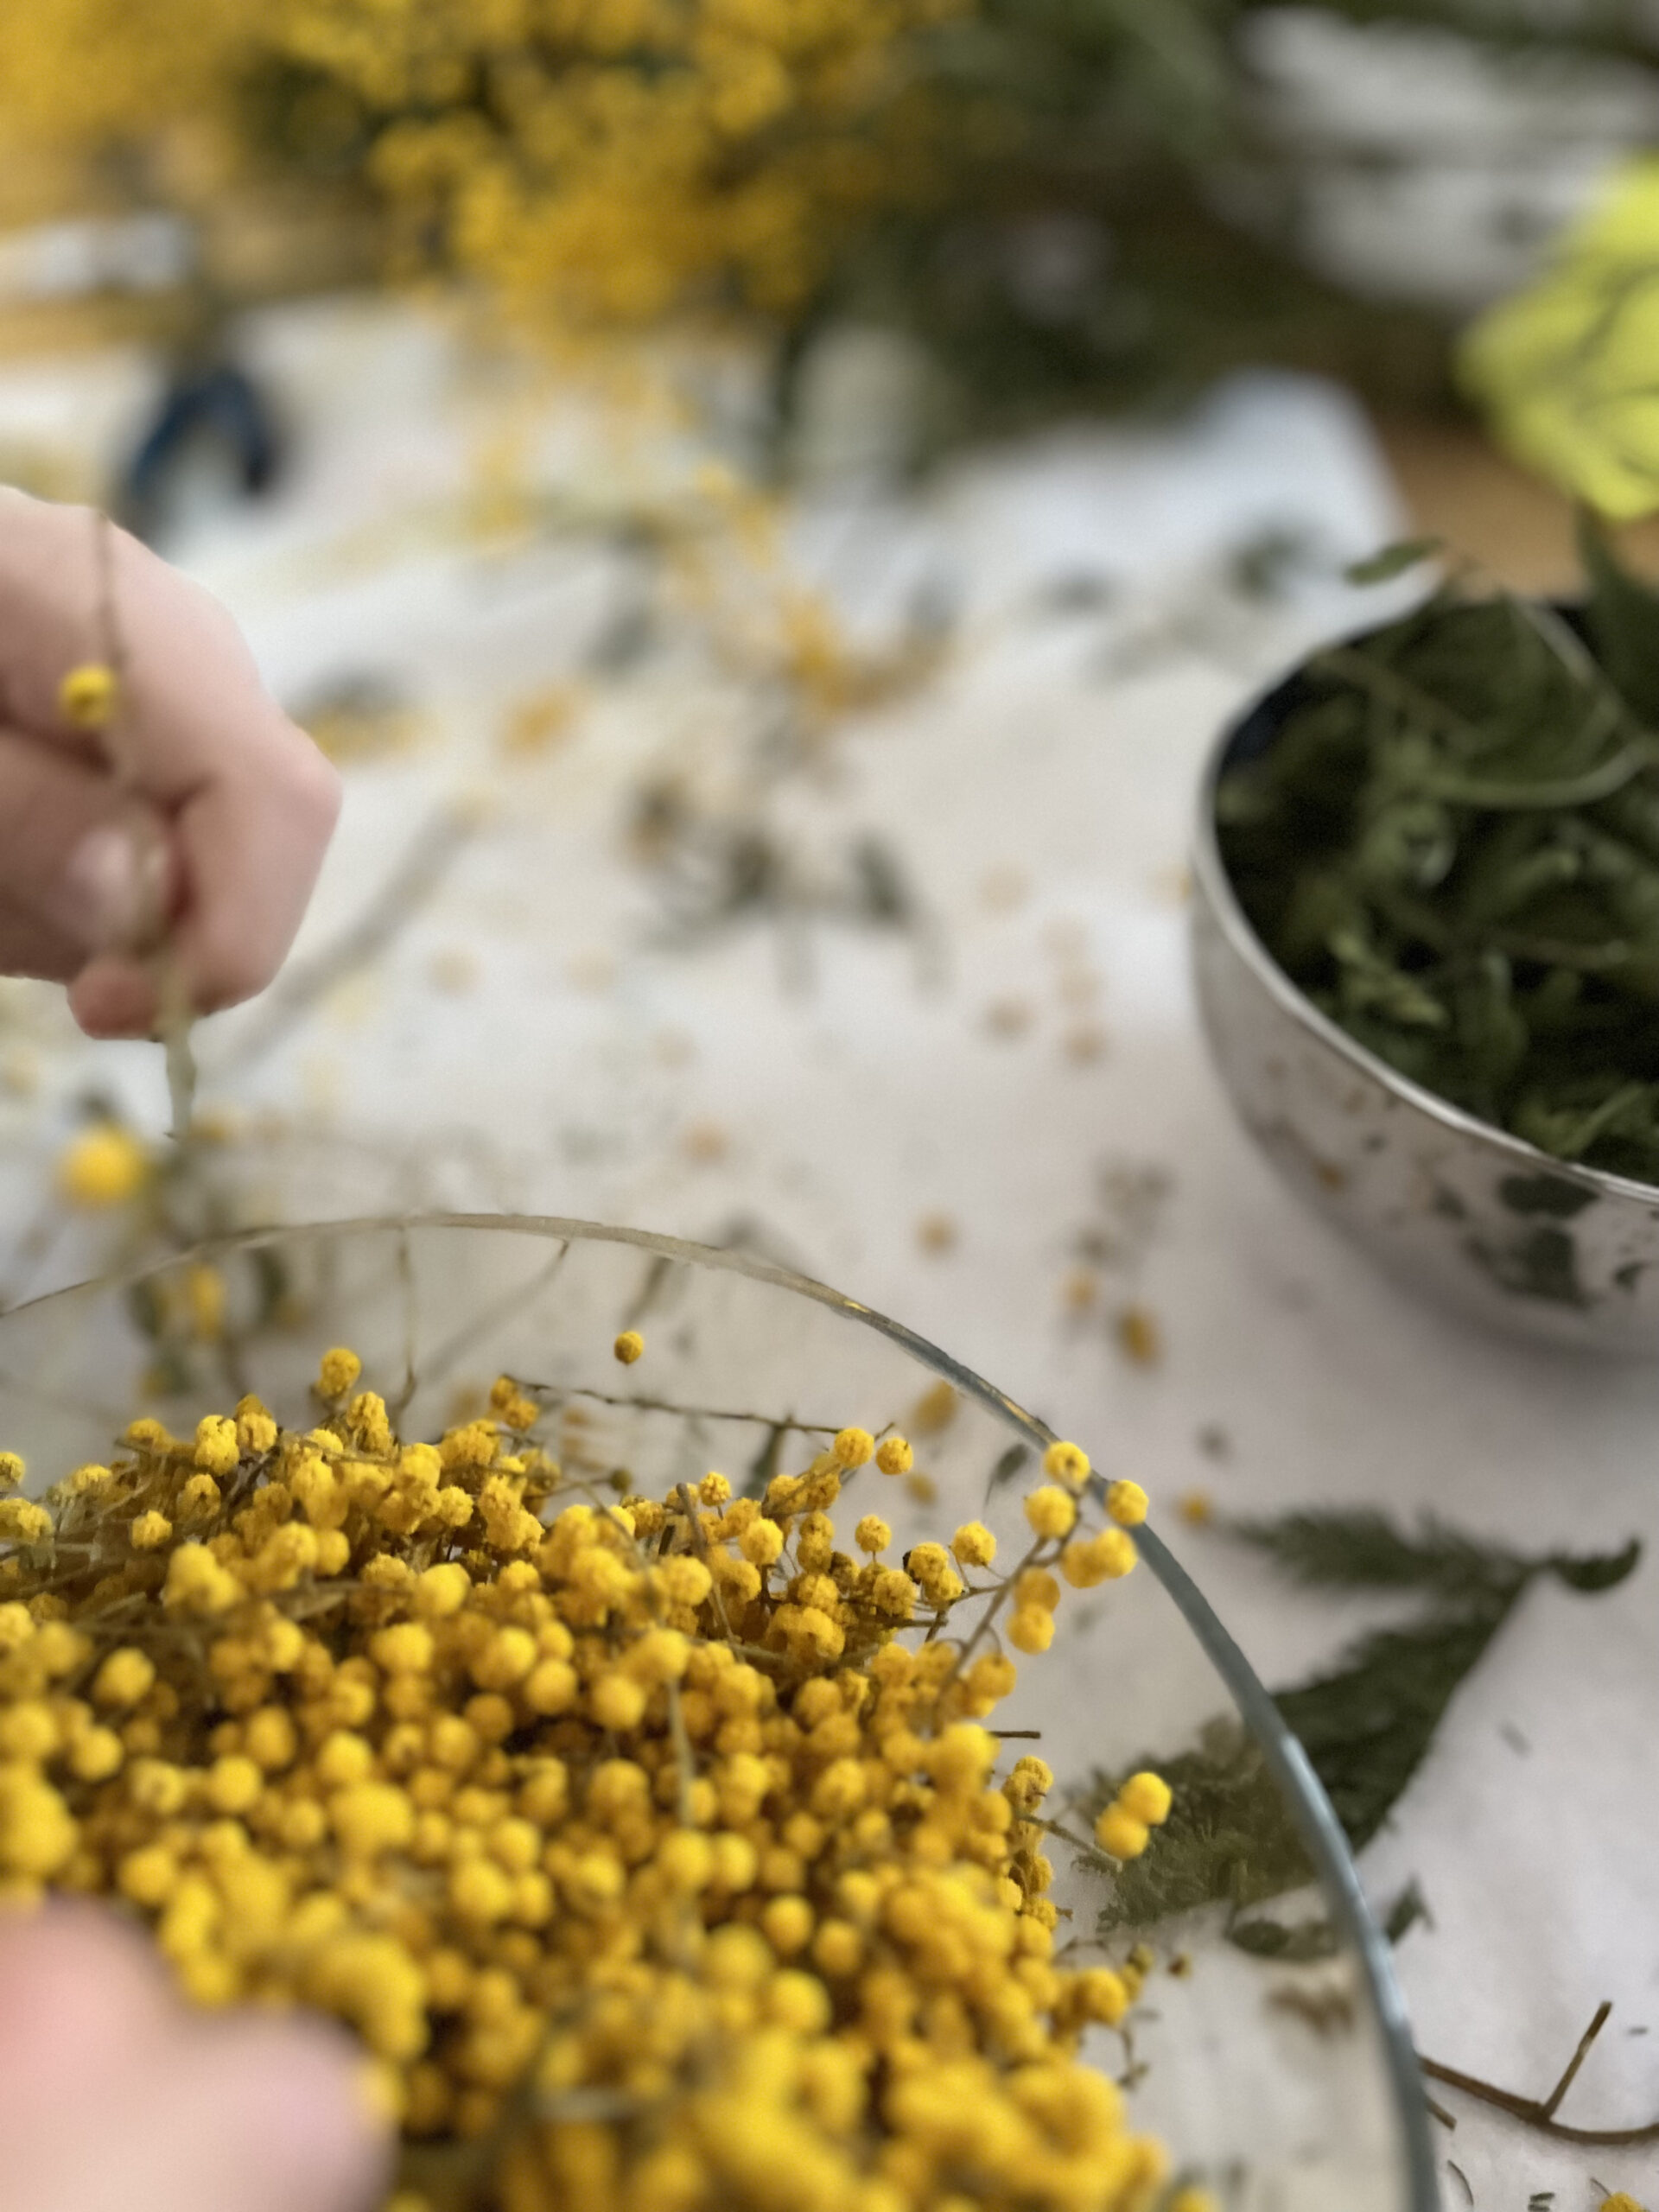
[130,2012,394,2212]
[0,1907,391,2212]
[0,726,172,990]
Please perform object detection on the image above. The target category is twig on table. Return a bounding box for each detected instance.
[1421,2001,1659,2145]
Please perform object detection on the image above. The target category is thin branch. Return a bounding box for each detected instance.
[1421,2003,1659,2145]
[1541,1998,1612,2120]
[526,1380,842,1440]
[675,1482,734,1645]
[412,1243,571,1409]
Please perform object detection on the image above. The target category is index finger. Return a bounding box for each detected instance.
[0,492,340,1023]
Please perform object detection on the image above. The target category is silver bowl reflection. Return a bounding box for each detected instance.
[1193,664,1659,1355]
[0,1215,1433,2211]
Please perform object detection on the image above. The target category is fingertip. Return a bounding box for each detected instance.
[182,2015,393,2212]
[287,720,344,844]
[168,720,341,1015]
[0,1903,171,2078]
[68,956,159,1038]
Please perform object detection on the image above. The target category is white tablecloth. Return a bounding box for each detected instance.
[2,299,1655,2209]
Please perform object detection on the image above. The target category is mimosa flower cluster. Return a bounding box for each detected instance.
[0,1339,1195,2212]
[0,0,963,331]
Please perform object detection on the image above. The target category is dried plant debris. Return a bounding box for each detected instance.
[1265,1980,1356,2039]
[1222,1907,1338,1963]
[1075,1164,1173,1281]
[628,782,927,963]
[1218,524,1659,1182]
[1382,1878,1431,1945]
[294,674,426,764]
[1067,1165,1173,1367]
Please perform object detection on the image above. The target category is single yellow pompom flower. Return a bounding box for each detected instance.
[318,1347,363,1398]
[1094,1805,1150,1861]
[1014,1566,1060,1612]
[1,1498,53,1545]
[1042,1440,1090,1489]
[57,1122,150,1208]
[1004,1755,1054,1813]
[1094,1529,1138,1580]
[874,1435,912,1476]
[613,1330,645,1365]
[1062,1529,1138,1587]
[58,662,118,730]
[1007,1605,1055,1656]
[1076,1966,1131,2024]
[194,1415,239,1478]
[739,1518,784,1567]
[854,1515,891,1554]
[0,1772,77,1875]
[91,1647,156,1709]
[1116,1771,1173,1827]
[950,1521,996,1569]
[0,1453,22,1491]
[1025,1485,1077,1540]
[206,1754,264,1815]
[1107,1479,1148,1527]
[833,1427,874,1469]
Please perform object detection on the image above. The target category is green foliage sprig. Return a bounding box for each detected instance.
[1243,1508,1639,1850]
[1089,1506,1639,1937]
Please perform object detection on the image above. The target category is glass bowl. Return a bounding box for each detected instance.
[0,1214,1435,2211]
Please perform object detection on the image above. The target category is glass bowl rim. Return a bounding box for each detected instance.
[2,1207,1439,2207]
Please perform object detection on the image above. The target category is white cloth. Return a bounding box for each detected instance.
[1,298,1652,2208]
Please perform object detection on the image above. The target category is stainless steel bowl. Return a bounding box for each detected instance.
[1192,661,1659,1355]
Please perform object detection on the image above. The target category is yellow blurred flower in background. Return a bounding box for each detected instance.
[0,0,963,332]
[1462,157,1659,522]
[0,0,249,163]
[55,1122,152,1210]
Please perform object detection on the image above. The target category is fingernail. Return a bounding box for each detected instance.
[55,824,167,953]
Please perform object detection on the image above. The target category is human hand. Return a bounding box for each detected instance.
[0,1905,390,2212]
[0,490,340,1038]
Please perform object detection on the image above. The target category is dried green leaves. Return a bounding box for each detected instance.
[1219,530,1659,1180]
[1089,1508,1639,1938]
[1240,1510,1638,1853]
